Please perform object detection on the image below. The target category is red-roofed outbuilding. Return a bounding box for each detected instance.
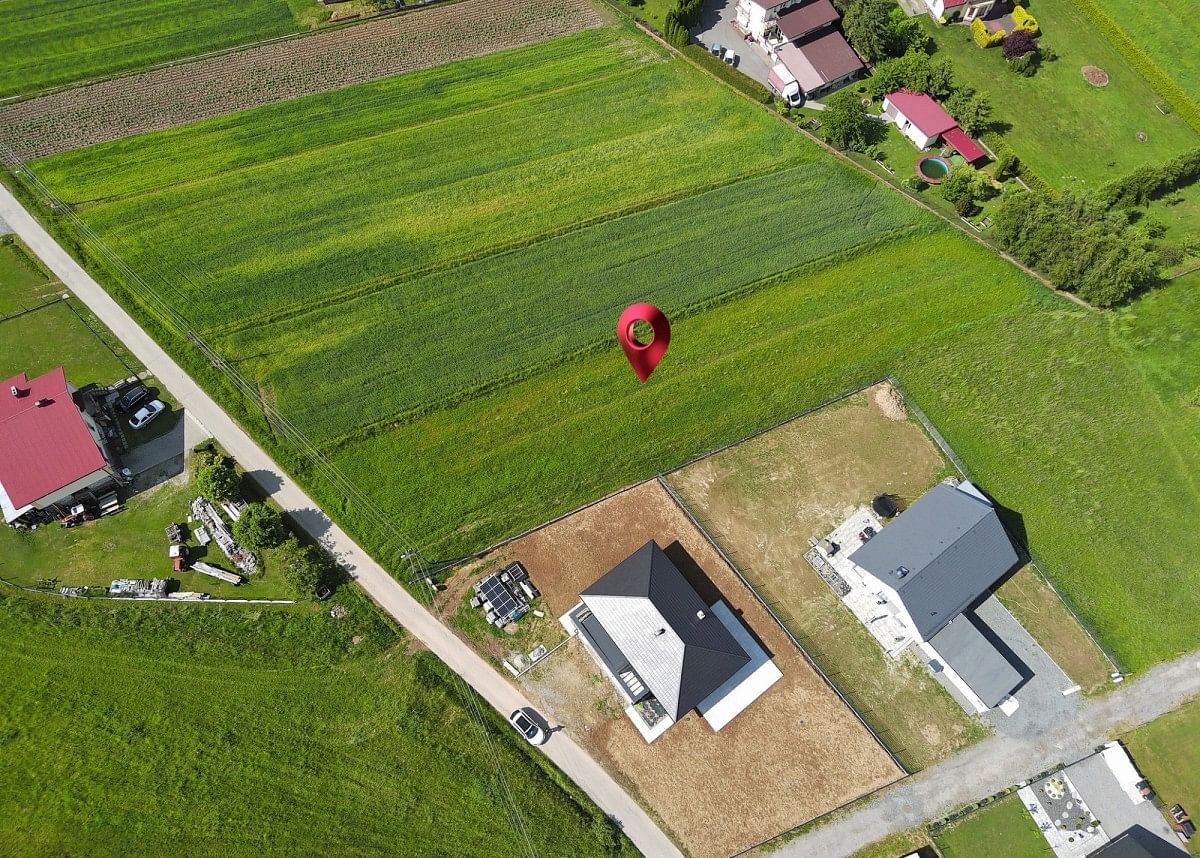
[883,90,989,165]
[0,368,114,524]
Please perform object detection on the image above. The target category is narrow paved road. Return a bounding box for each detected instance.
[775,650,1200,857]
[0,185,682,858]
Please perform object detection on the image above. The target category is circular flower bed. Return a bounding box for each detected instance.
[1082,65,1110,86]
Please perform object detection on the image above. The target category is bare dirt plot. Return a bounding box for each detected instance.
[667,384,991,771]
[0,0,605,159]
[458,478,902,857]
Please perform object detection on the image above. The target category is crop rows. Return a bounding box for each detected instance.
[61,58,809,332]
[0,0,605,158]
[218,164,922,443]
[0,0,303,99]
[36,28,664,204]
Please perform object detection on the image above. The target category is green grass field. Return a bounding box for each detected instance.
[16,25,1200,675]
[0,0,315,98]
[1095,0,1200,101]
[0,588,634,855]
[933,794,1052,858]
[921,0,1198,189]
[1124,698,1200,856]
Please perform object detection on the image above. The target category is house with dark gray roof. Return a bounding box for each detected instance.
[849,481,1019,641]
[565,540,782,741]
[847,480,1023,712]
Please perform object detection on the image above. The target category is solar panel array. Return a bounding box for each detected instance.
[479,573,521,622]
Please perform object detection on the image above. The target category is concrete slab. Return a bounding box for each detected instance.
[693,0,772,86]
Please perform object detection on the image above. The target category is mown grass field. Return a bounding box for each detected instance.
[932,794,1051,858]
[1124,698,1200,856]
[1097,0,1200,100]
[922,0,1198,188]
[0,0,315,99]
[0,589,634,855]
[17,25,1200,675]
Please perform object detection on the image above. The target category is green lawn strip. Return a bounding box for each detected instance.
[1110,270,1200,412]
[921,0,1199,189]
[1072,0,1200,134]
[1122,698,1200,856]
[66,60,809,331]
[0,0,308,99]
[0,589,634,855]
[933,793,1052,858]
[33,28,664,204]
[218,166,921,442]
[0,236,57,315]
[849,830,935,858]
[0,301,135,389]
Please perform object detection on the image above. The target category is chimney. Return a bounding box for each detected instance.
[34,398,50,407]
[10,385,21,398]
[695,609,706,621]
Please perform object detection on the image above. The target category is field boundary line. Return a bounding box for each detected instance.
[656,474,911,776]
[890,376,1125,676]
[316,223,928,453]
[0,0,478,107]
[206,157,812,339]
[0,294,65,322]
[599,0,1095,311]
[71,54,658,209]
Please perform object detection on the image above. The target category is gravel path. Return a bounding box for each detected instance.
[0,182,682,858]
[773,650,1200,857]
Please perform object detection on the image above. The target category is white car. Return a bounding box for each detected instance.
[509,708,547,745]
[128,399,166,429]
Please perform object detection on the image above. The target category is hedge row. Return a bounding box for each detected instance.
[1071,0,1200,135]
[1099,147,1200,207]
[682,44,773,103]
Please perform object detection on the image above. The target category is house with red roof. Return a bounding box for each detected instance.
[0,368,118,525]
[882,90,987,164]
[922,0,996,24]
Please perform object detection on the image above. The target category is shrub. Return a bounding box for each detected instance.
[972,17,1004,47]
[1003,29,1037,59]
[995,147,1019,180]
[233,502,287,552]
[903,175,926,192]
[1012,5,1039,35]
[195,457,240,503]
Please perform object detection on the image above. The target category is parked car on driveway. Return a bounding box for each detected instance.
[128,399,166,429]
[509,708,547,745]
[115,384,150,412]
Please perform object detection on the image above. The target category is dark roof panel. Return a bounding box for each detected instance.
[849,483,1019,639]
[928,613,1021,708]
[776,0,839,39]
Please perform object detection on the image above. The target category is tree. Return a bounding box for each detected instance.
[940,166,989,214]
[944,87,992,136]
[1003,29,1036,59]
[886,7,930,56]
[865,52,954,100]
[276,536,321,598]
[843,0,894,62]
[195,458,239,502]
[822,89,875,151]
[233,502,287,552]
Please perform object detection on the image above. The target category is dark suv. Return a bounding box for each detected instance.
[115,384,150,412]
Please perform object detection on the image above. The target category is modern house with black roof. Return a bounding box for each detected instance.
[565,540,782,742]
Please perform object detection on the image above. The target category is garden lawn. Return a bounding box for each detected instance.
[0,0,314,99]
[1123,698,1200,856]
[0,239,135,385]
[921,0,1198,188]
[1096,0,1200,101]
[932,794,1052,858]
[0,589,634,856]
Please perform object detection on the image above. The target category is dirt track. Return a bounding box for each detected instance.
[0,0,604,159]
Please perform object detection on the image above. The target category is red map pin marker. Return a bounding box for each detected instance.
[617,303,671,383]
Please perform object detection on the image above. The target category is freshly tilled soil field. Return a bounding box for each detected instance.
[0,0,605,159]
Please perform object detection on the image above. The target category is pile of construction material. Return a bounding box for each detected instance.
[190,496,257,574]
